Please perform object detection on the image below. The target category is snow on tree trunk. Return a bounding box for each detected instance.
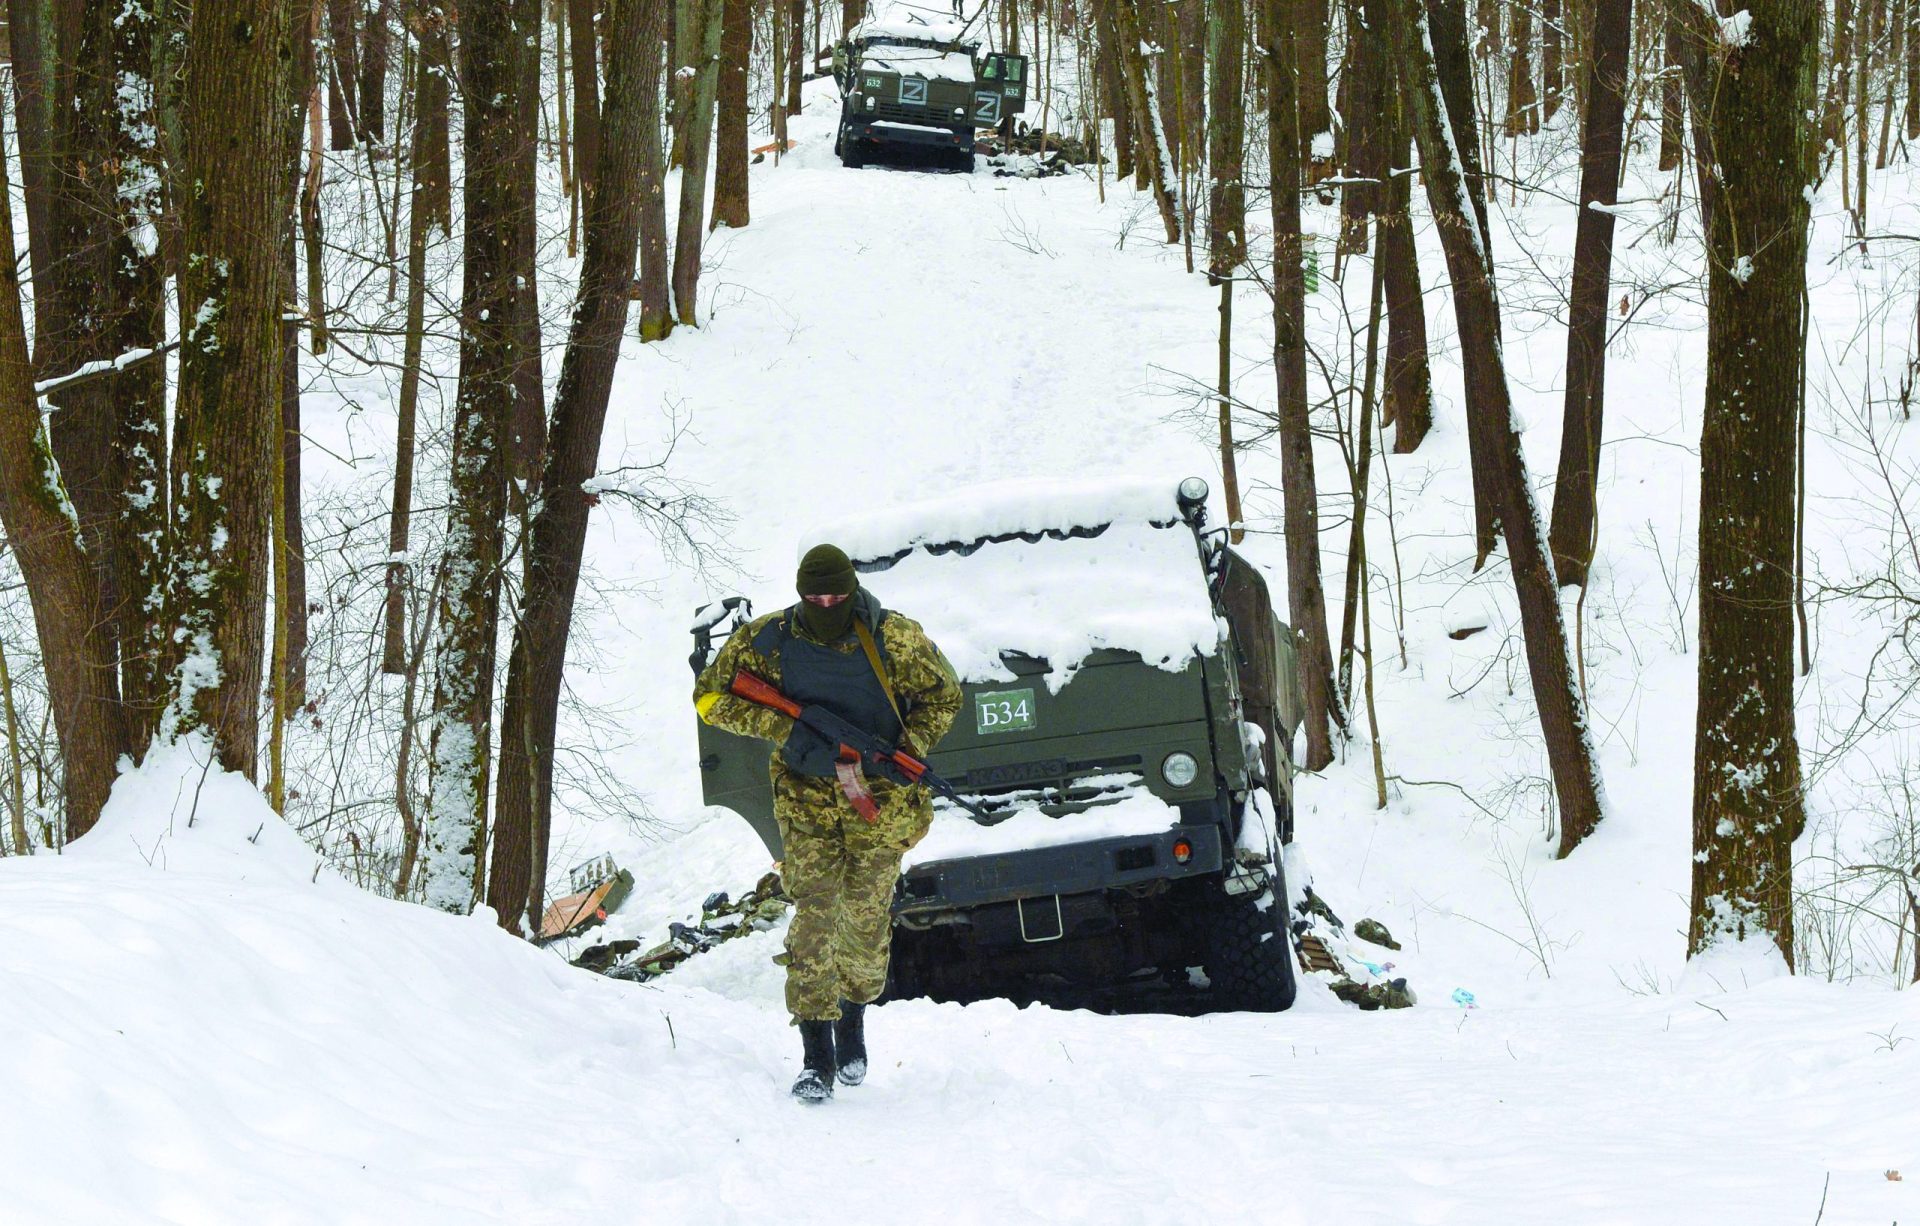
[1385,0,1608,857]
[423,0,539,913]
[1106,0,1181,243]
[163,0,292,782]
[0,112,129,841]
[1682,0,1816,966]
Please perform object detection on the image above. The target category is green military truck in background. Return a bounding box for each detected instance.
[831,17,1028,171]
[689,477,1307,1012]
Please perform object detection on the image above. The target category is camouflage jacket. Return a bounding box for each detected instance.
[693,592,962,815]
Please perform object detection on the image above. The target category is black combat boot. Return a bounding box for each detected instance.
[791,1020,836,1103]
[834,1000,868,1086]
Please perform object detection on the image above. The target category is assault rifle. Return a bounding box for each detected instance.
[728,671,994,825]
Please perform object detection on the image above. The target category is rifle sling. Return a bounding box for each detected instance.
[853,618,908,741]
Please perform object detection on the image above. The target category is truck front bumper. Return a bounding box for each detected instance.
[848,117,973,149]
[893,822,1225,915]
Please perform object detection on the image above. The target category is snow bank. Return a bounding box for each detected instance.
[803,476,1222,687]
[71,737,342,890]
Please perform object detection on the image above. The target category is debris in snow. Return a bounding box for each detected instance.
[572,871,789,980]
[1354,918,1402,950]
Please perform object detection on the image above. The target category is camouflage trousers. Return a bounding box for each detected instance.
[775,772,932,1021]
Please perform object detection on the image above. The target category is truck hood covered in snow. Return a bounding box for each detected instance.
[802,476,1223,689]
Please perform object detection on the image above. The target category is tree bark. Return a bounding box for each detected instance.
[636,19,675,339]
[671,0,723,323]
[423,0,538,913]
[1506,0,1538,134]
[1548,0,1632,589]
[1108,0,1181,242]
[165,0,292,777]
[786,0,804,114]
[327,0,360,148]
[569,0,602,208]
[1542,0,1562,121]
[492,0,667,935]
[1681,0,1815,965]
[1424,0,1500,562]
[710,0,751,229]
[359,0,390,141]
[1299,0,1332,160]
[1387,0,1607,856]
[284,0,320,707]
[414,2,453,231]
[1265,0,1345,771]
[1659,9,1685,170]
[1368,0,1432,452]
[7,0,58,293]
[385,23,439,675]
[0,107,128,841]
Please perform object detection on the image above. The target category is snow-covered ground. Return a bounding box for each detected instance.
[3,745,1913,1223]
[5,77,1920,1224]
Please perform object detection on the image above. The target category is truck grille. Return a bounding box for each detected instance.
[871,98,967,129]
[944,756,1146,822]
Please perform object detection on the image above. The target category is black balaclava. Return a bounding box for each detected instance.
[796,544,858,640]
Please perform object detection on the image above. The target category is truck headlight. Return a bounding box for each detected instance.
[865,95,876,111]
[1161,752,1199,789]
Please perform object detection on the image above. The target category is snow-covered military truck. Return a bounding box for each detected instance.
[689,477,1304,1010]
[830,17,1028,171]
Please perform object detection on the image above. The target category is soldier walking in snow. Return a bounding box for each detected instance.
[693,544,962,1102]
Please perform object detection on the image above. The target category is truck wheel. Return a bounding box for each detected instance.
[1202,875,1299,1012]
[950,144,973,173]
[839,126,865,169]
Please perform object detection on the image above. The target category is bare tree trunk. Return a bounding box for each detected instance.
[327,0,361,147]
[671,0,723,324]
[165,0,292,778]
[1381,178,1434,451]
[1096,0,1136,182]
[1424,0,1500,561]
[1659,9,1684,170]
[1507,0,1538,134]
[359,0,391,141]
[1299,0,1332,161]
[1548,0,1632,589]
[493,0,667,935]
[1542,0,1563,121]
[787,0,804,113]
[384,19,441,675]
[0,112,128,840]
[1265,0,1345,770]
[569,0,602,208]
[1207,0,1247,531]
[423,0,538,913]
[1679,0,1815,965]
[415,3,453,230]
[0,634,27,853]
[1387,0,1608,856]
[1108,0,1181,242]
[711,0,751,229]
[283,0,320,708]
[636,32,674,340]
[7,0,58,291]
[1367,0,1433,452]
